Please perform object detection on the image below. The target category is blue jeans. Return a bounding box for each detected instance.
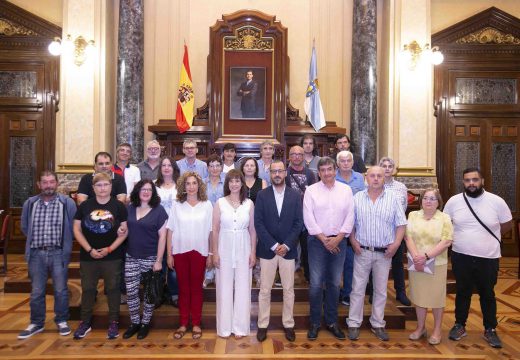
[308,235,347,326]
[340,245,355,300]
[28,248,69,326]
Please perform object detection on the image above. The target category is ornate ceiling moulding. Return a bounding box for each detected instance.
[456,27,520,45]
[0,18,38,36]
[224,26,273,51]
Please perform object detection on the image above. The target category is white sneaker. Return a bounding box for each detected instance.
[18,324,44,339]
[57,322,71,336]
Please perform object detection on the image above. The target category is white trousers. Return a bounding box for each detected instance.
[216,259,252,337]
[347,249,391,328]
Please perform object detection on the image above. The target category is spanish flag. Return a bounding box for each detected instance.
[176,45,194,133]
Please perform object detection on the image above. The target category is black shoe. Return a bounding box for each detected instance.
[123,323,141,339]
[326,323,346,340]
[137,324,150,340]
[307,324,320,340]
[256,327,267,342]
[284,327,296,342]
[396,292,411,306]
[483,328,502,348]
[448,323,467,341]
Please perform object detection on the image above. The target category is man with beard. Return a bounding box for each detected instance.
[137,140,162,181]
[254,160,303,342]
[331,134,366,174]
[444,167,512,348]
[18,171,77,339]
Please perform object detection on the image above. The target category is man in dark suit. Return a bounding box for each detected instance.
[254,160,303,343]
[237,70,258,118]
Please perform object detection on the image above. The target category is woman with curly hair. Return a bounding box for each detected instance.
[167,171,213,340]
[123,179,168,340]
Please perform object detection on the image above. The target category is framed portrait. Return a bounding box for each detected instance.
[229,67,266,120]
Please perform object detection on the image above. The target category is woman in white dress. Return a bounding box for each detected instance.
[212,169,257,339]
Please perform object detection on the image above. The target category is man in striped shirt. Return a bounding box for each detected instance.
[347,166,407,341]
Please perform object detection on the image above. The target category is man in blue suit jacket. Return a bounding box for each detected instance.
[254,160,303,343]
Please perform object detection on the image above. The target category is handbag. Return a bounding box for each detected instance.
[463,193,501,243]
[142,269,164,307]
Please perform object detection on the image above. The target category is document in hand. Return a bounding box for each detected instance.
[407,253,435,274]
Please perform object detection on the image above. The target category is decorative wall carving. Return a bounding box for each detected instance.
[224,26,273,51]
[0,18,38,36]
[454,142,480,194]
[456,27,520,45]
[9,136,35,208]
[455,78,516,104]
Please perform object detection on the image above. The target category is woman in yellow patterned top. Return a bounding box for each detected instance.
[405,188,453,345]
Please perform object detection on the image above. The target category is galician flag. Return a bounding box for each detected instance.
[304,45,326,131]
[176,44,194,133]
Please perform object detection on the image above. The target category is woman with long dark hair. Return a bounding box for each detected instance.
[212,169,257,339]
[123,179,168,340]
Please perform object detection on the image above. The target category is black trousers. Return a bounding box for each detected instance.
[451,251,499,329]
[299,229,310,282]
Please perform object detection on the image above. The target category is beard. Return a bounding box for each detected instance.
[465,185,484,198]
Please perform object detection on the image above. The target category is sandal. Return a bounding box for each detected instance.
[192,327,202,340]
[174,326,187,339]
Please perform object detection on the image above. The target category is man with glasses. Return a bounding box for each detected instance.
[137,140,162,181]
[77,152,127,205]
[286,145,316,282]
[303,157,354,340]
[254,160,303,342]
[176,139,208,178]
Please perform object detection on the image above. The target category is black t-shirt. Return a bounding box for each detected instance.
[77,172,127,199]
[286,166,317,201]
[74,197,128,261]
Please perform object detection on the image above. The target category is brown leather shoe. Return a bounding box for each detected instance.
[256,328,267,342]
[284,327,296,342]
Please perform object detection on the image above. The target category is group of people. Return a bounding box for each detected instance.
[17,135,512,350]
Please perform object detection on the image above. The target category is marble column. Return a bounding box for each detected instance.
[350,0,377,165]
[116,0,144,162]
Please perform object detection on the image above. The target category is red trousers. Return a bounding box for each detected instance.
[174,250,206,326]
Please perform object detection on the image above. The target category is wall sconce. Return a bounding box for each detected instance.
[48,34,96,66]
[401,40,444,70]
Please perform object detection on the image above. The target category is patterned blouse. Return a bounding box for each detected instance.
[405,209,454,266]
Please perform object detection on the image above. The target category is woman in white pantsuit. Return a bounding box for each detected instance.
[212,169,256,339]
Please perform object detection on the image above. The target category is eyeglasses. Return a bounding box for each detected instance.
[423,196,438,202]
[147,147,160,152]
[209,164,222,169]
[270,169,286,174]
[140,188,153,192]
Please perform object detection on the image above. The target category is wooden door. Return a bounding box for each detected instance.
[0,1,61,252]
[433,7,520,256]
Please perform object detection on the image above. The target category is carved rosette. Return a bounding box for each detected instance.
[224,26,273,51]
[0,18,38,36]
[456,27,520,45]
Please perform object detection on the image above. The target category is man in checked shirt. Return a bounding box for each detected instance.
[18,170,77,339]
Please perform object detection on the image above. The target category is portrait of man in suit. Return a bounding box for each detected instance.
[230,67,266,119]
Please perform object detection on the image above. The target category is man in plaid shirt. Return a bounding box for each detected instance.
[18,170,77,339]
